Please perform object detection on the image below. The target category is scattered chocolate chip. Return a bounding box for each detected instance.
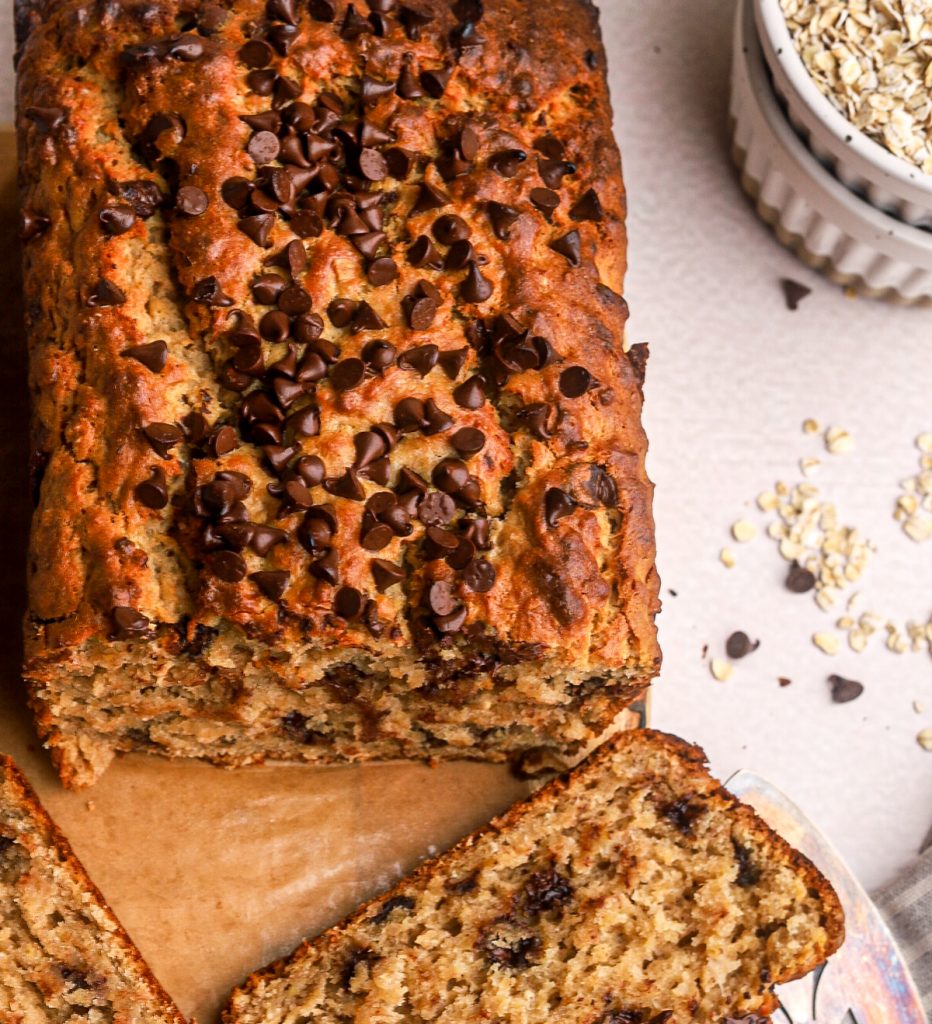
[663,796,705,835]
[142,422,183,459]
[310,549,340,585]
[427,580,457,616]
[411,182,450,215]
[433,214,470,245]
[20,209,50,240]
[192,276,233,306]
[208,550,247,583]
[544,487,576,527]
[453,375,485,409]
[278,284,312,316]
[432,457,469,494]
[87,277,126,307]
[439,347,468,380]
[463,558,495,592]
[785,562,816,593]
[359,147,388,181]
[25,105,67,134]
[487,201,519,240]
[371,558,405,591]
[569,188,603,222]
[209,425,238,456]
[549,229,581,266]
[334,585,364,620]
[725,631,760,659]
[829,674,864,704]
[111,606,150,639]
[121,339,168,373]
[460,261,492,303]
[239,212,275,247]
[309,0,336,19]
[330,357,367,391]
[529,187,560,218]
[352,301,387,331]
[353,431,387,469]
[398,344,439,376]
[239,39,273,67]
[114,179,165,218]
[488,148,526,178]
[175,184,209,216]
[248,130,281,165]
[250,570,290,600]
[367,257,398,286]
[99,204,136,236]
[538,156,576,188]
[361,523,394,551]
[450,427,485,455]
[781,278,811,311]
[325,467,366,501]
[420,64,452,97]
[134,466,169,509]
[418,491,455,526]
[558,366,596,398]
[407,296,438,331]
[778,676,793,687]
[423,398,453,434]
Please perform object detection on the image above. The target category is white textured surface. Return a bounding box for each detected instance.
[0,1,929,892]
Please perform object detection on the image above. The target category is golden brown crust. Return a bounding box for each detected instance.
[224,729,845,1021]
[0,754,186,1023]
[18,0,659,784]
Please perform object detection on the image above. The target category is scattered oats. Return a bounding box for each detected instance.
[824,425,856,454]
[800,456,822,477]
[837,615,855,629]
[914,700,925,714]
[802,418,821,435]
[848,630,870,652]
[779,537,806,561]
[720,546,737,569]
[757,491,779,511]
[813,631,841,655]
[918,433,932,453]
[710,658,734,682]
[732,519,758,542]
[918,728,932,752]
[895,432,932,542]
[816,587,839,611]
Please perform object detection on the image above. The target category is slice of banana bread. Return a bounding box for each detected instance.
[224,730,844,1024]
[0,755,184,1024]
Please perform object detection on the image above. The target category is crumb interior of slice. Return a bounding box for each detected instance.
[0,769,176,1024]
[230,744,833,1024]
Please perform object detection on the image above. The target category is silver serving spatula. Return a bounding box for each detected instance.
[727,771,926,1024]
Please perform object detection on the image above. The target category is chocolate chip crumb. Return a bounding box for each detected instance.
[780,278,812,311]
[785,562,816,593]
[725,631,760,659]
[829,674,864,703]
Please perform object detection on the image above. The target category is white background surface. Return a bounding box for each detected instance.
[0,0,928,892]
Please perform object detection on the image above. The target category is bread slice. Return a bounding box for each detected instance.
[0,755,184,1023]
[224,730,844,1024]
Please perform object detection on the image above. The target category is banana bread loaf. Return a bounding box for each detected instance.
[18,0,660,787]
[224,729,844,1024]
[0,755,184,1023]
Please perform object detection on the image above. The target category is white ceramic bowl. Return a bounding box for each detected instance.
[753,0,932,227]
[730,0,932,303]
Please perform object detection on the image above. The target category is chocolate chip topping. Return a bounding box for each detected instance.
[549,229,581,266]
[544,487,576,527]
[411,182,449,214]
[87,277,126,307]
[112,606,150,639]
[371,558,405,591]
[176,185,209,216]
[208,550,247,583]
[334,585,364,620]
[463,558,495,592]
[142,422,183,459]
[418,491,455,526]
[487,201,520,240]
[460,261,492,303]
[248,130,281,165]
[99,204,136,236]
[569,188,603,222]
[134,466,169,509]
[250,569,290,601]
[558,365,596,398]
[453,375,485,409]
[433,214,470,244]
[398,344,439,376]
[529,187,560,215]
[450,427,485,455]
[367,257,398,286]
[331,358,367,391]
[121,339,168,373]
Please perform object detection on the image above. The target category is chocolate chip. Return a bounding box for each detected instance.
[433,214,470,244]
[361,340,396,372]
[529,187,560,216]
[208,550,246,583]
[781,278,811,311]
[309,0,336,19]
[439,348,468,380]
[361,523,393,551]
[294,455,325,487]
[549,229,581,266]
[829,674,864,704]
[330,358,366,391]
[250,569,290,600]
[121,339,168,372]
[407,296,438,331]
[239,39,273,67]
[453,375,485,409]
[142,422,183,459]
[569,187,603,222]
[291,210,324,237]
[252,273,285,305]
[279,285,312,316]
[459,261,492,303]
[367,257,397,286]
[725,631,760,659]
[408,235,443,269]
[559,366,595,398]
[192,276,233,306]
[423,398,453,435]
[248,130,281,165]
[359,148,388,182]
[341,3,373,39]
[398,344,439,376]
[25,105,67,134]
[112,606,150,639]
[486,201,519,240]
[785,563,816,593]
[411,182,449,215]
[422,526,459,560]
[87,277,126,307]
[99,204,136,236]
[134,466,169,509]
[334,586,364,620]
[385,147,415,179]
[488,148,526,178]
[538,156,576,188]
[310,549,340,585]
[328,297,358,328]
[21,209,50,240]
[420,64,452,97]
[463,558,495,592]
[427,580,456,616]
[432,457,469,494]
[444,239,474,270]
[239,213,275,247]
[325,468,365,501]
[418,491,455,526]
[371,558,404,591]
[394,397,428,432]
[434,604,467,633]
[352,301,387,331]
[544,487,576,527]
[353,431,387,468]
[209,425,238,457]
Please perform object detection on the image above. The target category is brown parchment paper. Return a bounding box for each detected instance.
[0,130,642,1023]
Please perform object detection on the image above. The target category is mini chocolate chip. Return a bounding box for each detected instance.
[367,257,398,286]
[544,487,576,527]
[121,339,168,372]
[453,375,485,409]
[87,277,126,307]
[331,357,367,391]
[99,204,136,236]
[407,296,438,331]
[371,558,404,591]
[569,188,603,222]
[411,182,450,215]
[549,229,581,266]
[208,550,247,583]
[439,347,469,380]
[134,466,168,509]
[398,344,439,376]
[459,261,492,303]
[142,422,183,459]
[176,185,209,216]
[248,130,281,165]
[432,457,469,494]
[433,214,470,244]
[559,366,595,398]
[250,569,290,600]
[112,606,150,639]
[785,563,816,593]
[781,278,811,311]
[418,491,455,526]
[530,187,560,215]
[725,631,760,659]
[450,427,485,455]
[829,674,864,703]
[463,558,495,592]
[487,201,519,240]
[334,586,364,620]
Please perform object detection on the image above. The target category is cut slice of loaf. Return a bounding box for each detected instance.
[0,755,184,1024]
[224,730,844,1024]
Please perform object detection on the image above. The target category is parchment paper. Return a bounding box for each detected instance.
[0,130,641,1022]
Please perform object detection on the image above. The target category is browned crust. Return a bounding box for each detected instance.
[0,754,186,1023]
[18,0,660,784]
[223,728,845,1020]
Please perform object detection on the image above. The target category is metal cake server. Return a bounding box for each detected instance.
[727,771,925,1024]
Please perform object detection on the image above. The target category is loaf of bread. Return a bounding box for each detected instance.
[224,729,844,1024]
[18,0,659,787]
[0,755,184,1023]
